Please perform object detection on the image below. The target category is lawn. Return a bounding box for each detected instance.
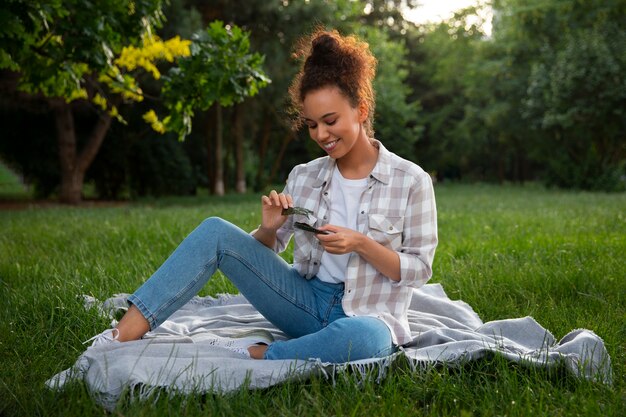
[0,184,624,416]
[0,160,31,200]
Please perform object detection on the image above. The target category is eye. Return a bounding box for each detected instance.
[325,119,337,126]
[306,122,317,129]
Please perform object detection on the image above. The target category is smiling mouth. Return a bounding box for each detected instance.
[322,139,339,151]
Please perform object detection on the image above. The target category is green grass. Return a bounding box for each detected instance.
[0,160,31,200]
[0,184,624,416]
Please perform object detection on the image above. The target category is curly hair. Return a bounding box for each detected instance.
[288,29,377,137]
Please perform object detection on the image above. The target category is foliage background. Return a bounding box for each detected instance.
[0,0,624,198]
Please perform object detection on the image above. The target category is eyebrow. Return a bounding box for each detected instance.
[302,112,337,122]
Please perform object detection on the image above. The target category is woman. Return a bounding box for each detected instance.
[88,29,438,363]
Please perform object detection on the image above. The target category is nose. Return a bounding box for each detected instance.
[315,124,330,141]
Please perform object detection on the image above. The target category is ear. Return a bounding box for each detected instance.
[358,102,369,123]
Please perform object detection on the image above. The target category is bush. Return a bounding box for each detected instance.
[0,109,59,198]
[128,134,196,197]
[524,28,626,191]
[87,123,132,200]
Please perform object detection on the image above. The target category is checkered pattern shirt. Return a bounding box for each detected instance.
[271,140,437,345]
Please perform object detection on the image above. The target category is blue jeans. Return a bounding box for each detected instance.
[128,217,394,362]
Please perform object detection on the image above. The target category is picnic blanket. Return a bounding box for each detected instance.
[46,283,612,410]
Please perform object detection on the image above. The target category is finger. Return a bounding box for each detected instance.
[278,193,289,209]
[319,242,345,254]
[268,190,281,206]
[321,246,338,254]
[262,195,279,208]
[316,232,340,242]
[317,225,340,234]
[286,194,294,207]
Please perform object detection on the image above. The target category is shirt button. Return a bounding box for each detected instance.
[360,210,365,214]
[313,262,318,265]
[389,226,393,230]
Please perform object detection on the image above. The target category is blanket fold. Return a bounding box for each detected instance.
[46,284,612,410]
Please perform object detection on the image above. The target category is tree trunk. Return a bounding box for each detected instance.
[205,110,215,193]
[53,101,112,204]
[233,104,246,193]
[256,116,271,191]
[213,104,225,196]
[268,132,295,186]
[497,151,505,183]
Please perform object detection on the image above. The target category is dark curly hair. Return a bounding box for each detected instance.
[288,29,377,137]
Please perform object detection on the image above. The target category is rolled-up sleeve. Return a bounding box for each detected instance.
[394,173,438,288]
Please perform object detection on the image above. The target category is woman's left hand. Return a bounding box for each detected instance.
[317,224,402,281]
[315,225,365,255]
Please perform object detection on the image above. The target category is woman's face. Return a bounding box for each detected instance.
[302,86,366,159]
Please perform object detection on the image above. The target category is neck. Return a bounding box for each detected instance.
[336,136,379,179]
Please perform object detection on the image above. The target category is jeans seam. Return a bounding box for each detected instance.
[321,289,344,327]
[219,248,321,321]
[150,254,217,326]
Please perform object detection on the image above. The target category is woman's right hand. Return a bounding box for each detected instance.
[260,190,293,232]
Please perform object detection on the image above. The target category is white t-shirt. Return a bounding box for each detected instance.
[317,167,368,284]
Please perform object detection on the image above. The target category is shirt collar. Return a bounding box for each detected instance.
[312,157,336,188]
[368,139,391,185]
[312,139,392,187]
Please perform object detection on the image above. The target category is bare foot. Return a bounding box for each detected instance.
[115,305,150,341]
[248,344,268,360]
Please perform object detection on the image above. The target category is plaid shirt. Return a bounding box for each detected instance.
[272,140,437,345]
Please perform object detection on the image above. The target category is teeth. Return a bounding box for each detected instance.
[324,140,338,149]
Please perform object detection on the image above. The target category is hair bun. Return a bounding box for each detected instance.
[307,33,340,67]
[311,33,339,54]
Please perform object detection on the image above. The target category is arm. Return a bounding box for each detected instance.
[252,190,293,249]
[394,173,438,287]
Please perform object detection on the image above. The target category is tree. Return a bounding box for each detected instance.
[524,28,626,190]
[156,21,270,195]
[351,26,422,160]
[491,0,626,190]
[189,0,346,188]
[408,6,492,181]
[0,0,191,203]
[406,0,625,188]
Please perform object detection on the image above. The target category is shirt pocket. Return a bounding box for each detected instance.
[367,214,404,249]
